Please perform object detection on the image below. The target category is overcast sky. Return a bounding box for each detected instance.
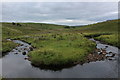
[2,2,118,26]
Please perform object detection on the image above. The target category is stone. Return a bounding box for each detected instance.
[22,52,26,55]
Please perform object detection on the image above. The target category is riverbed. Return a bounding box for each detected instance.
[0,39,119,78]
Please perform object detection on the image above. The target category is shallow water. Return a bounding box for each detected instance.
[1,39,119,78]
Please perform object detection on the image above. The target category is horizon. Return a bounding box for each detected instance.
[1,19,118,26]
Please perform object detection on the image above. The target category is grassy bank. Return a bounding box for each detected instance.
[2,22,96,68]
[78,19,119,48]
[94,34,119,48]
[1,19,119,68]
[2,39,18,56]
[1,22,68,53]
[21,33,96,67]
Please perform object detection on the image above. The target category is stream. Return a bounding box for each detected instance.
[0,38,119,78]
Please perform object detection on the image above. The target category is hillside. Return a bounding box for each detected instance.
[76,19,119,48]
[76,19,119,33]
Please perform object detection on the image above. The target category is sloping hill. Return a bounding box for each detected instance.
[1,22,68,39]
[76,19,119,48]
[76,19,119,33]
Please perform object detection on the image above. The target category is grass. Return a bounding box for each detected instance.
[1,19,119,68]
[75,19,118,33]
[1,22,68,54]
[24,33,96,66]
[94,34,119,48]
[76,19,119,48]
[2,39,18,56]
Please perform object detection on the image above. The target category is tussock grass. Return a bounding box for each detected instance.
[94,34,119,48]
[25,33,96,66]
[2,40,18,56]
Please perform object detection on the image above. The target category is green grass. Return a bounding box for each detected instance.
[22,33,96,66]
[76,19,119,48]
[94,34,119,48]
[2,40,18,56]
[1,19,119,68]
[1,22,69,54]
[2,22,95,67]
[76,19,118,33]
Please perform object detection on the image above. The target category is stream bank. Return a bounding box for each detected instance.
[1,38,119,78]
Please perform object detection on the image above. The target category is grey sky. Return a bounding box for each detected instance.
[2,2,118,26]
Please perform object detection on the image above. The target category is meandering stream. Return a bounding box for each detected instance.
[0,38,119,78]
